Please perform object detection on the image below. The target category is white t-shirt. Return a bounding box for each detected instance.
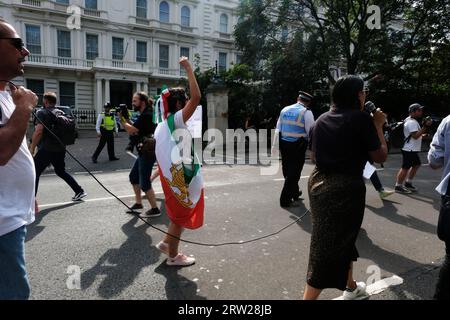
[402,116,422,152]
[0,91,36,237]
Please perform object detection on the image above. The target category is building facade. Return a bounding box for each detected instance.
[0,0,241,117]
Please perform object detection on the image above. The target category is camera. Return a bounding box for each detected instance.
[422,116,433,127]
[364,101,376,114]
[116,104,129,120]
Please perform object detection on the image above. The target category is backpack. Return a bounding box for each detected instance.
[389,121,412,148]
[48,109,76,146]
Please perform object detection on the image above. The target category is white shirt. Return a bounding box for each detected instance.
[402,116,422,152]
[428,115,450,195]
[0,91,36,237]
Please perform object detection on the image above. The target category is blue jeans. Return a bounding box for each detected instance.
[0,226,30,300]
[129,155,155,193]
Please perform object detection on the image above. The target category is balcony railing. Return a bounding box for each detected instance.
[16,0,107,19]
[26,55,186,77]
[21,0,41,7]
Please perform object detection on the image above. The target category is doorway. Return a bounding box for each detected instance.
[110,81,134,108]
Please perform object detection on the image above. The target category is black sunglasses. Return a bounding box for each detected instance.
[0,38,25,51]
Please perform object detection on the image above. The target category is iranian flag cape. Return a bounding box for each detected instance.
[154,92,204,230]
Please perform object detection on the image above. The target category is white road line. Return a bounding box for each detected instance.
[273,176,310,182]
[333,275,404,300]
[39,193,165,209]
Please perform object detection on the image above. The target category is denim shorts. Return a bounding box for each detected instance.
[0,225,30,300]
[129,155,155,192]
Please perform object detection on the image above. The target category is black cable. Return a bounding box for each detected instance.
[3,80,311,247]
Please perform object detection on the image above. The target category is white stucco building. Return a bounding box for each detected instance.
[0,0,241,116]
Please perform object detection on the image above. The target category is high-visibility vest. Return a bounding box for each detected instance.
[279,103,308,142]
[101,112,116,131]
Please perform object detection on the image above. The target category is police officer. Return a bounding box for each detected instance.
[92,102,119,163]
[276,91,315,207]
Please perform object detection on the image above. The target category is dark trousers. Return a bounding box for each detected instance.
[370,171,383,191]
[280,138,307,205]
[92,128,115,160]
[434,241,450,300]
[435,193,450,300]
[34,149,83,196]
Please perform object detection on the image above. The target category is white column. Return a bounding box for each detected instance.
[105,79,110,103]
[96,79,103,115]
[136,82,142,92]
[143,83,149,93]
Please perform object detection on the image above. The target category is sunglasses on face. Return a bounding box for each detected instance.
[0,38,25,51]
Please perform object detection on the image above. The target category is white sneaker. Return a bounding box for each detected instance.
[156,241,169,255]
[343,282,369,300]
[166,253,196,267]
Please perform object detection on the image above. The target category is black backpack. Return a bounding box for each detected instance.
[48,109,76,146]
[389,122,412,148]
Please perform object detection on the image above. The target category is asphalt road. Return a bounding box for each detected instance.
[26,131,446,300]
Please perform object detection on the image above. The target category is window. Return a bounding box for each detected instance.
[236,54,242,65]
[25,25,41,55]
[136,41,147,63]
[59,82,76,107]
[181,6,190,27]
[180,47,190,59]
[86,34,98,60]
[220,14,228,33]
[159,44,169,69]
[136,0,147,19]
[112,37,124,60]
[85,0,97,9]
[57,30,71,57]
[56,0,69,4]
[281,26,288,41]
[160,1,169,23]
[26,79,44,106]
[219,52,227,72]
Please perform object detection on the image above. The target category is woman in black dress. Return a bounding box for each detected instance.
[303,75,388,300]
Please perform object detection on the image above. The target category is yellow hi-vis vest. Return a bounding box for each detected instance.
[101,113,116,131]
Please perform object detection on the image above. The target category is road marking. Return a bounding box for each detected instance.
[273,176,310,182]
[333,275,404,300]
[39,193,164,209]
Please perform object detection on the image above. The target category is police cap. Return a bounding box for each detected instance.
[298,91,314,102]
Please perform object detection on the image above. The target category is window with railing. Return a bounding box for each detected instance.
[112,37,124,60]
[160,1,170,23]
[220,14,228,33]
[86,34,98,60]
[181,6,190,27]
[25,25,41,55]
[136,41,147,63]
[85,0,97,9]
[57,30,71,57]
[59,82,76,108]
[136,0,147,18]
[219,52,227,73]
[26,79,44,106]
[159,44,169,69]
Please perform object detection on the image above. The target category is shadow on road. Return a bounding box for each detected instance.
[26,202,81,242]
[366,200,437,235]
[81,216,162,299]
[154,262,206,300]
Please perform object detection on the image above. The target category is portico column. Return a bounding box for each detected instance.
[143,83,149,93]
[105,79,110,103]
[96,79,103,115]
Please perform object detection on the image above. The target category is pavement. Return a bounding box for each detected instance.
[26,129,447,300]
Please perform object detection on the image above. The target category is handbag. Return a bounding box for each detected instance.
[437,182,450,242]
[137,135,156,162]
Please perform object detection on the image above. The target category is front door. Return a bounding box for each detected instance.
[110,81,133,108]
